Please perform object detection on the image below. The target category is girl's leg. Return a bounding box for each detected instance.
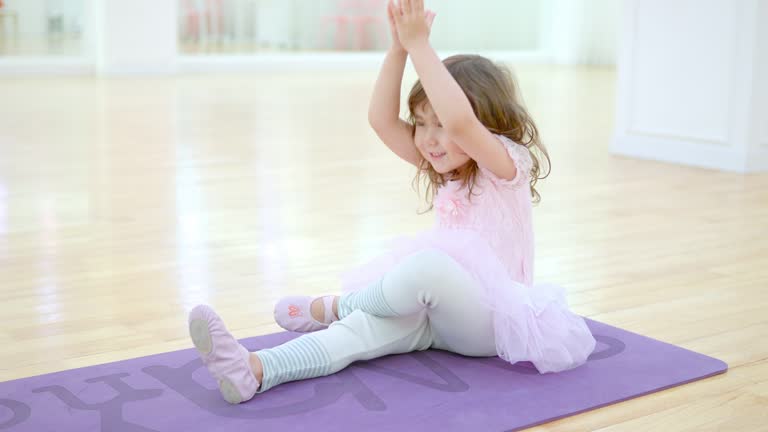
[340,249,497,357]
[256,308,433,392]
[190,304,434,403]
[278,248,487,329]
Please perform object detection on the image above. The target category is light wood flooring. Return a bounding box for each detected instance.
[0,65,766,430]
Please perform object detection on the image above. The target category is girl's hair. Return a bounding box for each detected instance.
[407,54,550,208]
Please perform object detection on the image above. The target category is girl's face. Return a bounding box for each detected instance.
[413,103,471,174]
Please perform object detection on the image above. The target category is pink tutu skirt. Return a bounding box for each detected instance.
[341,227,596,373]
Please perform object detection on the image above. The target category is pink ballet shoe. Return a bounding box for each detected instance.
[274,295,338,333]
[188,305,260,404]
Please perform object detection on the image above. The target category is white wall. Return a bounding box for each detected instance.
[612,0,768,172]
[546,0,619,65]
[757,0,768,154]
[211,0,544,52]
[2,0,620,74]
[632,0,730,142]
[428,0,541,51]
[581,0,620,65]
[264,0,332,50]
[3,0,84,36]
[94,0,177,75]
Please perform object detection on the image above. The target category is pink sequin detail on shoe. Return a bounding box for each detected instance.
[274,296,337,333]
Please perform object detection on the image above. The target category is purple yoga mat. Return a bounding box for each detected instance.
[0,319,727,432]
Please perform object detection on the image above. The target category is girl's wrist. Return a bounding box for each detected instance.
[389,45,407,56]
[404,39,431,56]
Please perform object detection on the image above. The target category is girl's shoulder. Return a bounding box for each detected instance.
[477,134,533,189]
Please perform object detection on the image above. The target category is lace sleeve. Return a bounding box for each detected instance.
[479,134,533,188]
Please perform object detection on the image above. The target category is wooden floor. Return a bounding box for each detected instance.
[1,65,766,430]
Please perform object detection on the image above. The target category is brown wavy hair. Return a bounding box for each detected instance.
[407,54,550,209]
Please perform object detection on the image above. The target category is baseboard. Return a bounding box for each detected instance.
[176,50,554,74]
[611,132,755,172]
[746,146,768,172]
[0,57,95,76]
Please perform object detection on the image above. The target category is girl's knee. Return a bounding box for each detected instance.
[400,249,463,281]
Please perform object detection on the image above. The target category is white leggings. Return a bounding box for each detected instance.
[256,249,497,392]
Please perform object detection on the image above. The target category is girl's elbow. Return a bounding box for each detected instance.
[368,112,385,131]
[367,110,378,127]
[445,115,476,137]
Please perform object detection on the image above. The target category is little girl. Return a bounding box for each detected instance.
[188,0,596,404]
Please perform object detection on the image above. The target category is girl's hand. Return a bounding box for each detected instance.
[390,0,435,53]
[386,0,406,53]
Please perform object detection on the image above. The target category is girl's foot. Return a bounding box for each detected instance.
[188,305,260,404]
[274,295,339,332]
